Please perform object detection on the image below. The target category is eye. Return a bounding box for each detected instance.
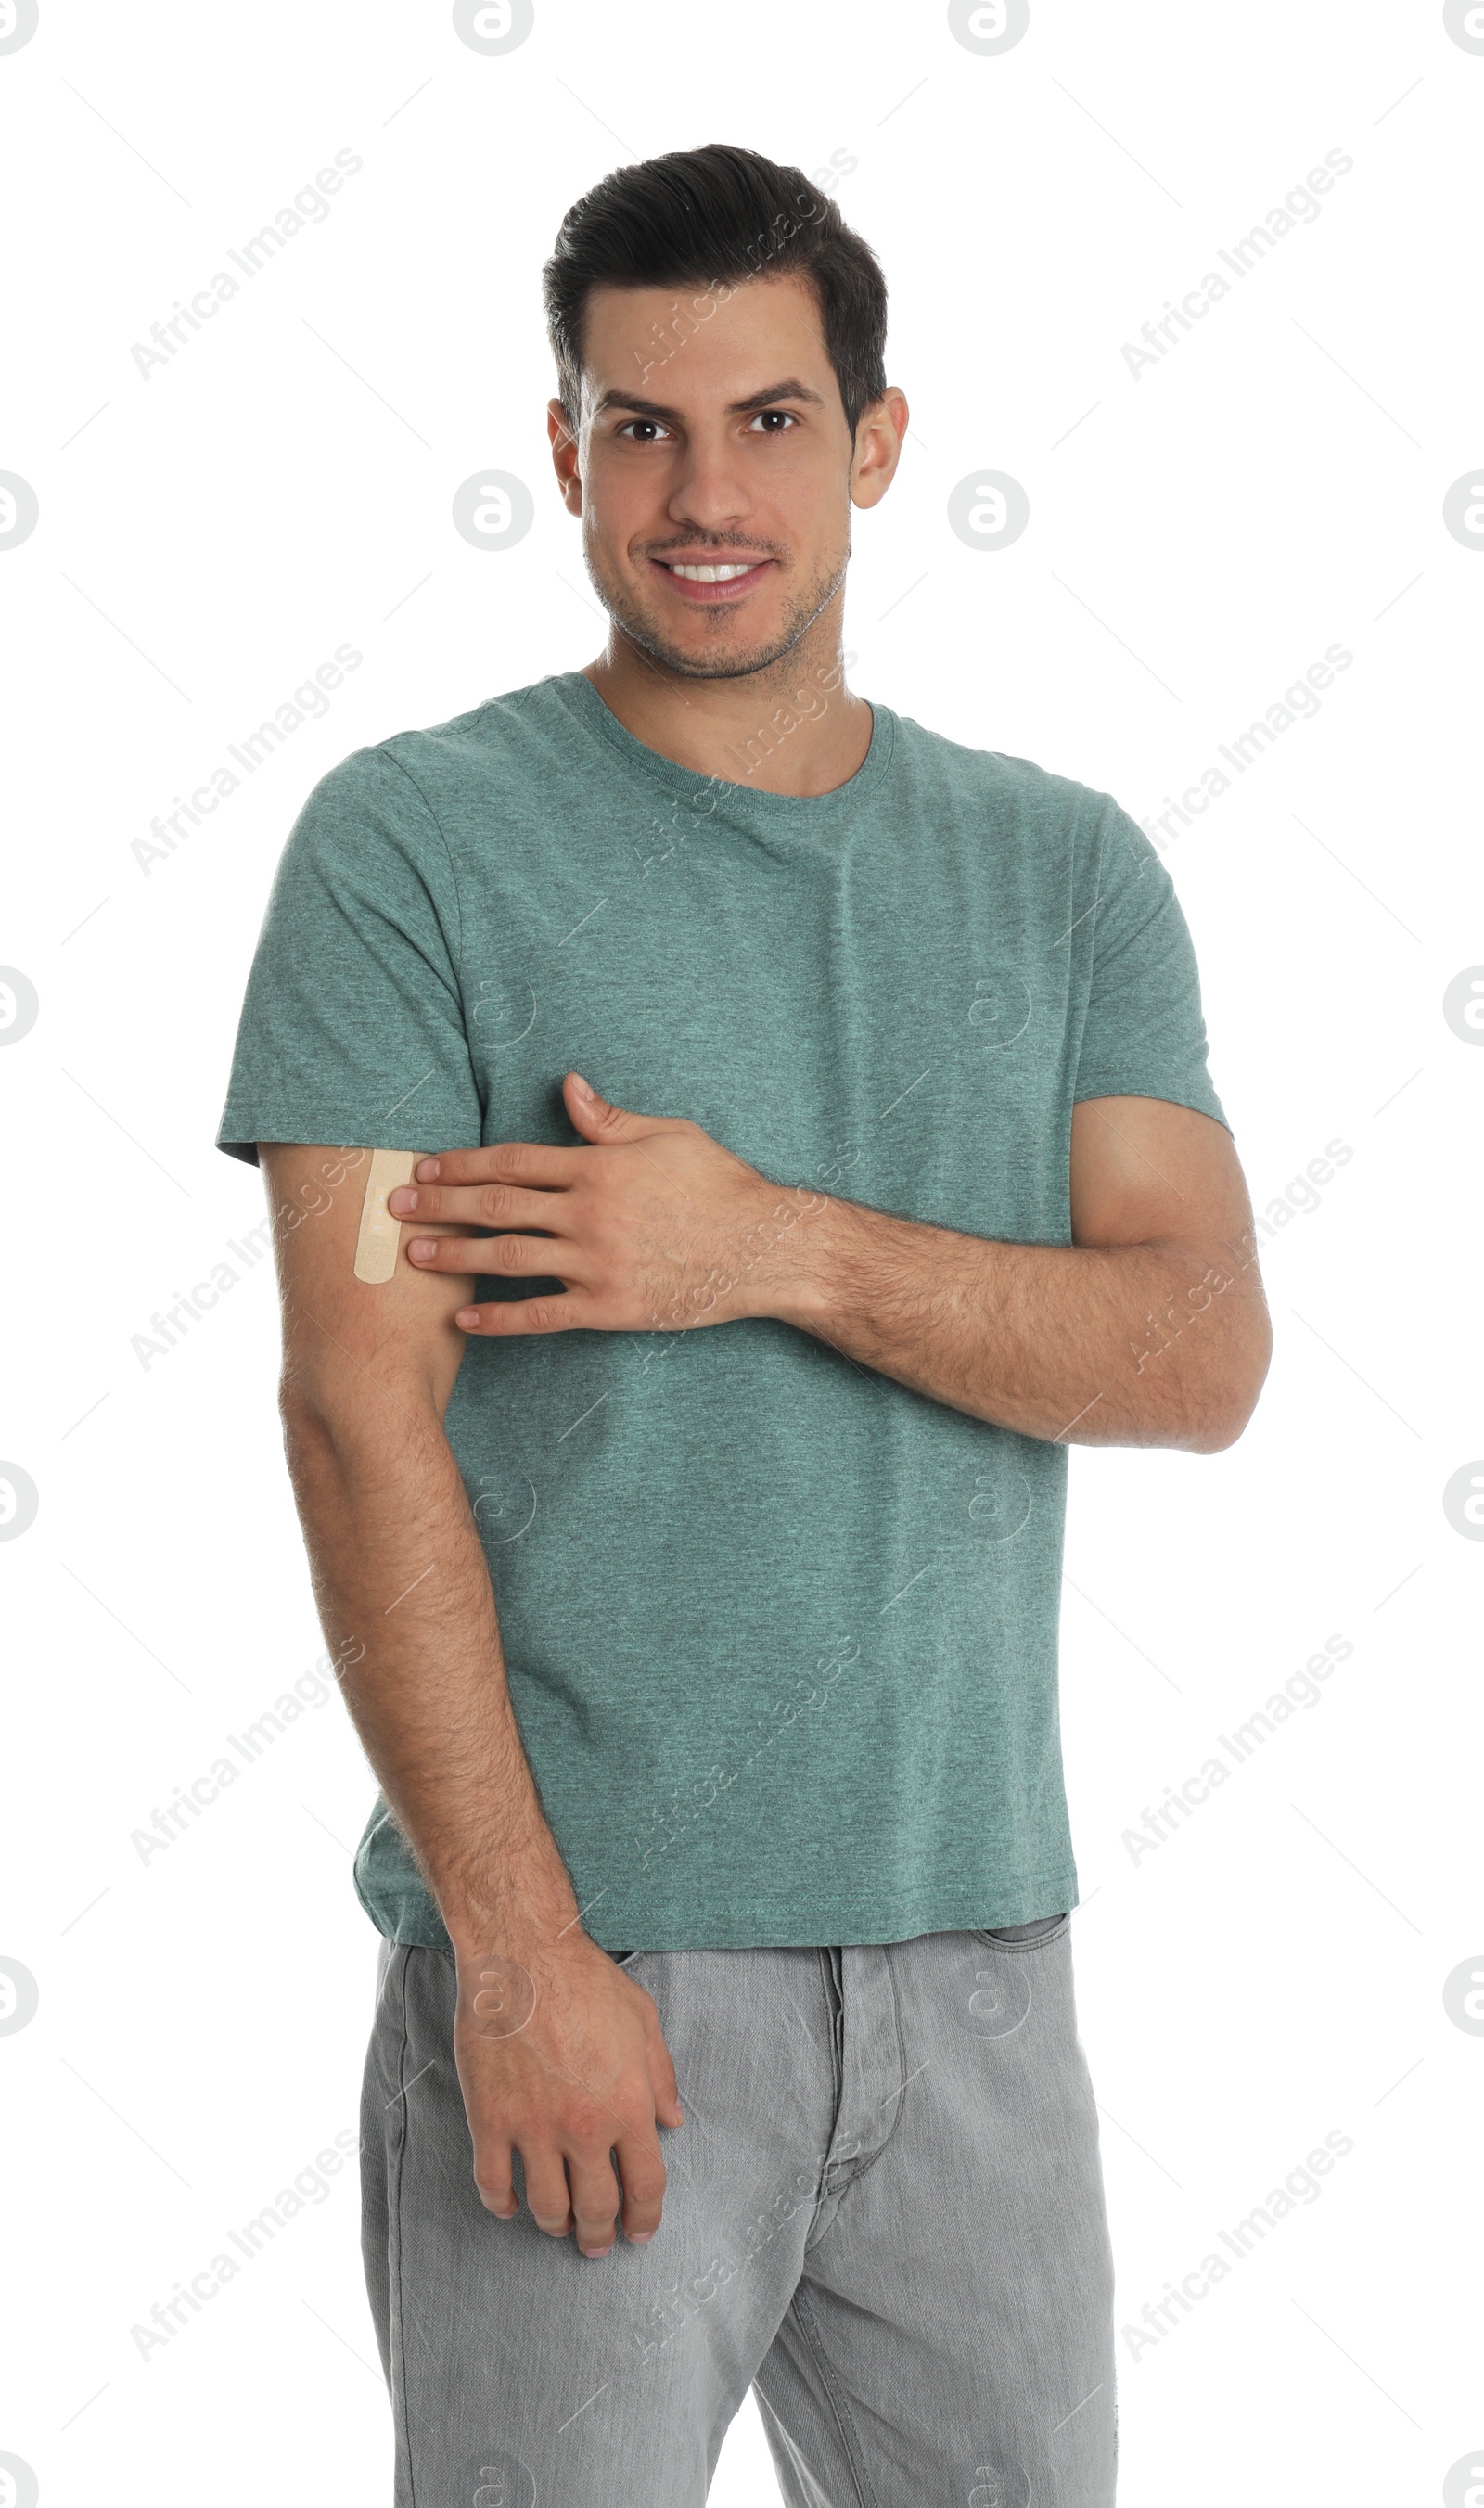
[615,418,672,442]
[748,409,799,432]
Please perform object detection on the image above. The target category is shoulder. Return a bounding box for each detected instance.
[887,717,1118,842]
[305,675,556,809]
[286,676,562,870]
[368,674,560,798]
[888,709,1135,854]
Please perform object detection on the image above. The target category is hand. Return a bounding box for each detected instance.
[389,1071,830,1336]
[454,1930,684,2255]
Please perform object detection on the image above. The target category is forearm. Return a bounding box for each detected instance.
[773,1198,1269,1451]
[281,1395,580,1955]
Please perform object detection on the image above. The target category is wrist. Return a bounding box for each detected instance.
[749,1184,849,1331]
[441,1887,585,1972]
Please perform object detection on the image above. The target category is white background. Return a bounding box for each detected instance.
[2,1,1481,2502]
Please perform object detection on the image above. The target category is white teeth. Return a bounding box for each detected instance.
[666,561,759,582]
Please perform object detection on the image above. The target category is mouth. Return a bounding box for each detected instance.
[648,555,776,604]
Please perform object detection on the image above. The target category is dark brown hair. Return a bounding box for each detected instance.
[543,142,888,441]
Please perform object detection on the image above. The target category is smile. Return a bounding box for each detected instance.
[650,556,774,602]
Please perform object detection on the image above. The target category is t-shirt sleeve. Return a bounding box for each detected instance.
[1072,801,1229,1132]
[216,744,483,1167]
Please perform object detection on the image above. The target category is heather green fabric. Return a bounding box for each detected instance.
[218,670,1227,1953]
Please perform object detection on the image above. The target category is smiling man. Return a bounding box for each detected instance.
[218,144,1269,2508]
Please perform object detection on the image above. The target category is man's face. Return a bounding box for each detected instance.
[552,272,883,683]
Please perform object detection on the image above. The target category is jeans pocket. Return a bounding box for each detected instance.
[972,1912,1071,1952]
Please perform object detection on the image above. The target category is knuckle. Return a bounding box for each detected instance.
[611,2085,659,2133]
[477,1184,509,1225]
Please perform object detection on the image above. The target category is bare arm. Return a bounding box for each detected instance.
[772,1097,1272,1451]
[261,1142,681,2253]
[389,1079,1272,1455]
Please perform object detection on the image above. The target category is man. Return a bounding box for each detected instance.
[218,143,1269,2507]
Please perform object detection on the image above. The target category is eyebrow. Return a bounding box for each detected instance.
[591,377,828,422]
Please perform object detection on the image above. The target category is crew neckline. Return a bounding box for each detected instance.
[548,667,896,816]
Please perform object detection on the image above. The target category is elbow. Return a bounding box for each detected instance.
[277,1368,382,1470]
[1186,1322,1273,1453]
[1187,1409,1253,1456]
[276,1370,445,1484]
[277,1378,346,1485]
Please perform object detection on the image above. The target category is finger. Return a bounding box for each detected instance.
[565,1071,693,1145]
[471,2141,518,2219]
[565,1072,643,1141]
[456,1292,592,1336]
[614,2126,668,2243]
[415,1142,584,1190]
[390,1179,564,1231]
[520,2148,576,2240]
[565,2144,624,2258]
[408,1231,579,1280]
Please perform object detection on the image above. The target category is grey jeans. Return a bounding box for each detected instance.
[360,1919,1116,2505]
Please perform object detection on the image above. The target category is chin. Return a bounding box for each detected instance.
[634,614,801,684]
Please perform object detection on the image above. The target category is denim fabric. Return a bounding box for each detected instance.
[360,1915,1115,2505]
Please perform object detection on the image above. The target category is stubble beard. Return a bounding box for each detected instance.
[584,537,851,686]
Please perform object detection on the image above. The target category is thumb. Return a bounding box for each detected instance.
[564,1070,649,1141]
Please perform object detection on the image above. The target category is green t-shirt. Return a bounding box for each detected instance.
[218,669,1227,1952]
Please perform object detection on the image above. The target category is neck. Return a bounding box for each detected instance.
[581,622,872,798]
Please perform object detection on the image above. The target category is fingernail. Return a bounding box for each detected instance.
[388,1187,415,1212]
[571,1071,594,1100]
[408,1239,436,1261]
[455,1309,480,1330]
[416,1158,440,1180]
[629,2230,655,2244]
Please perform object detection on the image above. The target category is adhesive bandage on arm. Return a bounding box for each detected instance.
[353,1149,419,1284]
